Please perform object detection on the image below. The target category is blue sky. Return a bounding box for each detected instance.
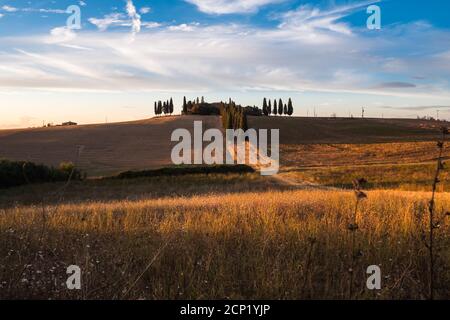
[1,0,450,128]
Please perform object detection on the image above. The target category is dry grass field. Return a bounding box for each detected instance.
[249,116,450,191]
[0,182,449,299]
[279,141,450,168]
[1,115,449,300]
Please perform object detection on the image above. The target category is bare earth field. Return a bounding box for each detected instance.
[0,116,221,177]
[248,116,442,144]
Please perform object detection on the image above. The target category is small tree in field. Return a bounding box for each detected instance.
[278,99,283,116]
[273,100,277,116]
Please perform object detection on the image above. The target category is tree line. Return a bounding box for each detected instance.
[154,98,174,116]
[262,98,294,116]
[155,96,293,119]
[182,96,206,114]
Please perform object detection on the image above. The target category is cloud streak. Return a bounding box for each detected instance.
[1,5,66,14]
[126,0,141,36]
[184,0,284,14]
[89,1,159,33]
[381,105,450,111]
[376,82,417,89]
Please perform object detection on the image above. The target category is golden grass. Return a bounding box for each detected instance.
[280,162,450,191]
[1,188,448,299]
[280,141,450,168]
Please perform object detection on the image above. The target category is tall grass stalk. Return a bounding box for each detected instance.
[348,178,367,299]
[426,127,449,300]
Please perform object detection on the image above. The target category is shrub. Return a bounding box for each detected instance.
[0,159,82,189]
[112,165,255,180]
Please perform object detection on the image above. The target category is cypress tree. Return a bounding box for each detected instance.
[183,96,187,114]
[273,100,277,116]
[278,99,283,115]
[158,101,162,115]
[284,104,288,115]
[288,98,293,116]
[154,102,157,116]
[221,107,227,128]
[170,98,174,115]
[226,110,233,129]
[263,98,268,116]
[268,100,272,115]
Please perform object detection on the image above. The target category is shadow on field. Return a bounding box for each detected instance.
[0,172,283,209]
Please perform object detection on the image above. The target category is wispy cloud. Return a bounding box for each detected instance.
[1,5,66,14]
[1,5,18,12]
[168,22,200,32]
[126,0,141,36]
[89,13,126,31]
[278,0,380,35]
[381,105,450,111]
[376,82,417,89]
[184,0,285,14]
[89,1,159,34]
[48,27,77,43]
[140,7,151,14]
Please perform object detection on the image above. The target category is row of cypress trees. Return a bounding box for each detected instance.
[154,98,174,116]
[262,98,294,116]
[157,97,292,119]
[221,99,248,130]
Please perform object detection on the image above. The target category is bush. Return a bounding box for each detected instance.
[0,160,82,189]
[112,165,255,180]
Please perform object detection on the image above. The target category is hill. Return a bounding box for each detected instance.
[0,116,221,177]
[0,115,444,178]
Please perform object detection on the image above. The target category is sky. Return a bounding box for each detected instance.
[1,0,450,128]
